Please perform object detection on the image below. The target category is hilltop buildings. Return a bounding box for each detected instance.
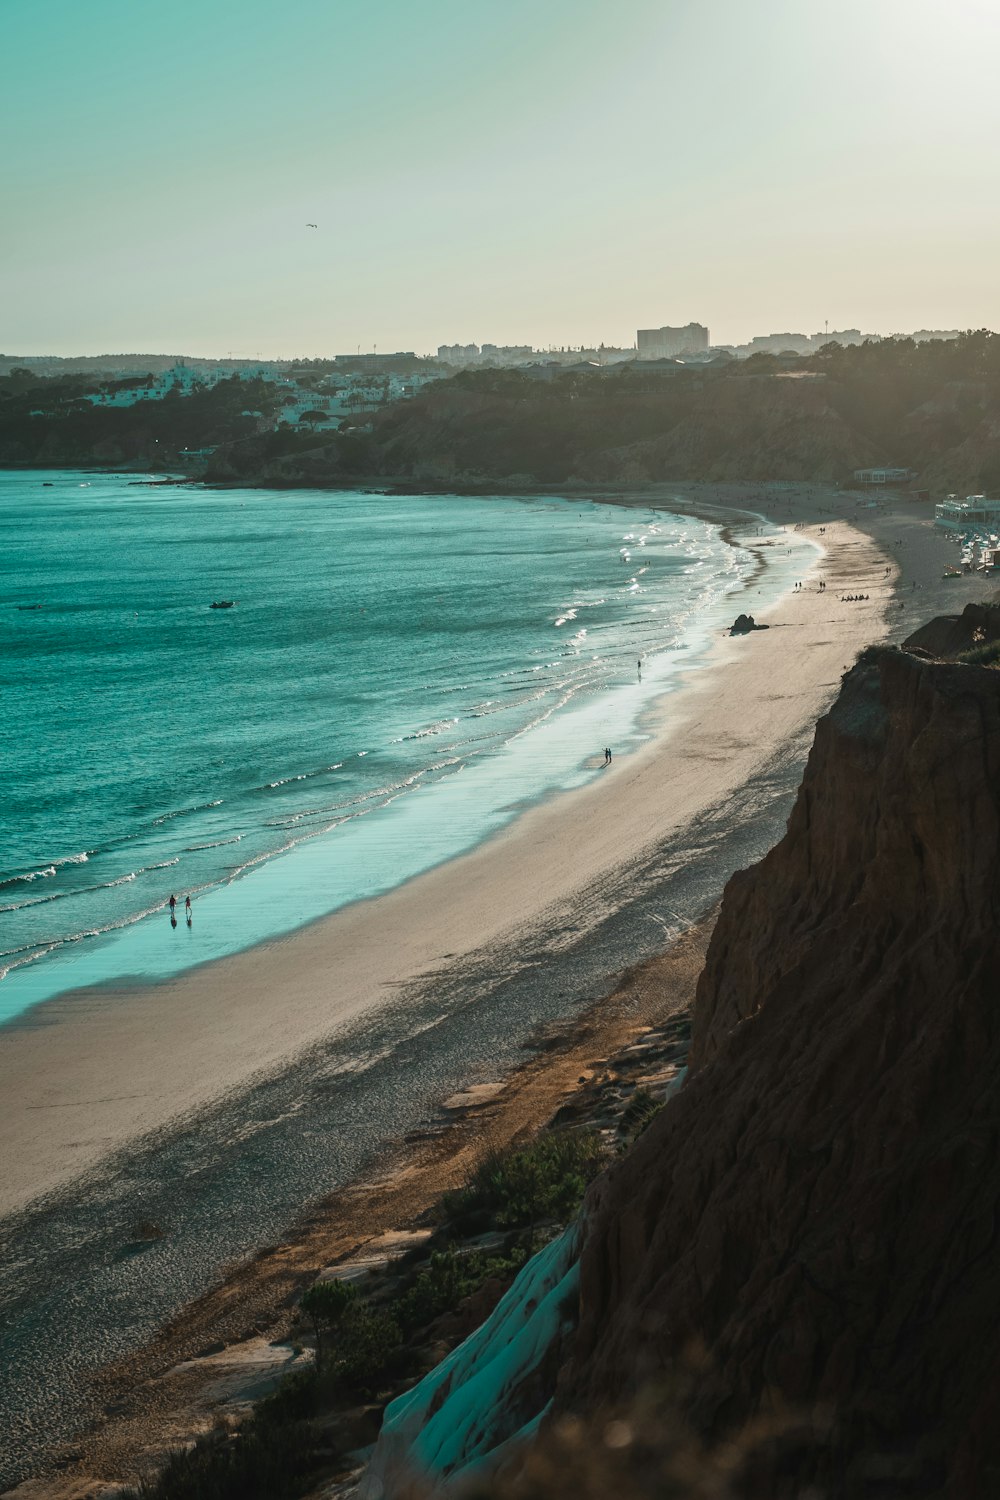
[437,343,560,367]
[636,323,710,359]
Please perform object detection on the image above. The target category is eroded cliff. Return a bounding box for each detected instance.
[563,644,1000,1494]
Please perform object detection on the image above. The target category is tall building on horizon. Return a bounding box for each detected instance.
[636,322,709,359]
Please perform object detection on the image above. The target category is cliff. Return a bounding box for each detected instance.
[564,643,1000,1494]
[902,599,1000,661]
[357,633,1000,1497]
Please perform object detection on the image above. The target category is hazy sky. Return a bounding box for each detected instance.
[3,0,999,356]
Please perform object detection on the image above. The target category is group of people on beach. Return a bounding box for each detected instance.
[840,593,870,602]
[792,580,827,591]
[168,894,192,929]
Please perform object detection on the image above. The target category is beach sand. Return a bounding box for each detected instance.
[5,924,712,1496]
[0,508,892,1218]
[5,484,994,1493]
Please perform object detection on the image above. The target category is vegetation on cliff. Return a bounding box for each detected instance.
[121,1130,610,1500]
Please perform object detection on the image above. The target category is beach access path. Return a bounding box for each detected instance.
[0,498,902,1218]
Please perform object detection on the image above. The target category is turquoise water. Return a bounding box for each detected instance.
[0,474,809,1022]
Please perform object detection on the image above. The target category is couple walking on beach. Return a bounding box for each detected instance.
[168,894,192,929]
[603,746,613,765]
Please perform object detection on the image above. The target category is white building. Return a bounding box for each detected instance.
[853,467,915,486]
[437,344,481,365]
[636,323,709,359]
[935,496,1000,531]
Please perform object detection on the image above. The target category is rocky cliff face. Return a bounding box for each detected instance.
[563,644,1000,1495]
[902,599,1000,661]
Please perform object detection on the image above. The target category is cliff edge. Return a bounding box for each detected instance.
[563,644,1000,1495]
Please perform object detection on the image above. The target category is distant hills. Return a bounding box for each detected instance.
[205,331,1000,493]
[6,332,1000,493]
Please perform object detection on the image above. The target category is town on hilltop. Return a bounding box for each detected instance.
[0,323,967,450]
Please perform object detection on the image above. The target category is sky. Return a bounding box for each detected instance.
[2,0,999,357]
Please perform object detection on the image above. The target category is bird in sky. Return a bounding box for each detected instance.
[306,222,318,229]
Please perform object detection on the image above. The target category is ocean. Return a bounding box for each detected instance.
[0,473,806,1022]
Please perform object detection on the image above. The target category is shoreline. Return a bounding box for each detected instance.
[0,502,835,1218]
[0,485,769,1027]
[3,483,991,1494]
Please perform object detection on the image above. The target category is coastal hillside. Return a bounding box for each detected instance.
[202,331,1000,490]
[362,608,1000,1498]
[563,625,1000,1495]
[363,368,874,487]
[7,333,1000,491]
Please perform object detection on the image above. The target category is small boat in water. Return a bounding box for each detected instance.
[209,600,236,609]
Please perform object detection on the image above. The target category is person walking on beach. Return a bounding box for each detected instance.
[168,894,176,915]
[185,896,192,923]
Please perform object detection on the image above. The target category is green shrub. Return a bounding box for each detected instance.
[618,1087,664,1142]
[332,1302,402,1395]
[394,1246,466,1331]
[394,1244,529,1337]
[120,1414,327,1500]
[295,1275,402,1395]
[299,1278,357,1369]
[255,1367,321,1425]
[956,638,1000,666]
[444,1131,607,1230]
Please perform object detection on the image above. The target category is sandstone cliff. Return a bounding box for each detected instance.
[563,643,1000,1494]
[902,599,1000,661]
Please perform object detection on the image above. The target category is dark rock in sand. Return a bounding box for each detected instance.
[729,612,769,635]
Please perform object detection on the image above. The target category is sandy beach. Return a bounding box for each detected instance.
[2,483,993,1493]
[0,502,892,1217]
